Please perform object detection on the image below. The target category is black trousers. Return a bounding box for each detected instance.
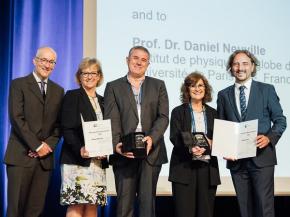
[113,159,161,217]
[172,163,217,217]
[6,162,51,217]
[231,159,275,217]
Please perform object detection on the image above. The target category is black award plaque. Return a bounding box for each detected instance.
[121,132,147,158]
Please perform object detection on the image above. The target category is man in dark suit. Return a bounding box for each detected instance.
[4,47,64,217]
[217,50,287,217]
[104,46,169,217]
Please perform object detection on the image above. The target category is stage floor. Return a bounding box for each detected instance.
[106,168,290,196]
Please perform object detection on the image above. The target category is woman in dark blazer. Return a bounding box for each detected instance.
[169,72,221,217]
[60,58,108,217]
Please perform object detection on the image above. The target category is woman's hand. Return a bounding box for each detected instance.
[191,146,206,156]
[95,155,107,160]
[223,157,237,161]
[80,146,90,158]
[205,136,212,149]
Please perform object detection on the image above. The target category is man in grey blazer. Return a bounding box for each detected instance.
[217,50,286,217]
[104,46,169,217]
[4,47,64,217]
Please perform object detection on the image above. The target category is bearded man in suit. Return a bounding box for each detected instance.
[4,47,64,217]
[217,50,286,217]
[104,46,169,217]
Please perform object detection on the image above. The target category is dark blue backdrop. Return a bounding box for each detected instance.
[0,0,83,216]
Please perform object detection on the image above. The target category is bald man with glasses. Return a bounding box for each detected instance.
[4,47,64,217]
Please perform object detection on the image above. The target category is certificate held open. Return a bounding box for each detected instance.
[81,115,113,157]
[211,119,258,159]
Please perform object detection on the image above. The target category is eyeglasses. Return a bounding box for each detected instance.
[130,56,149,65]
[232,61,251,68]
[81,72,99,78]
[189,84,205,89]
[36,57,56,65]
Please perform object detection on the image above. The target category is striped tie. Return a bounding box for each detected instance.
[239,85,247,121]
[39,81,46,100]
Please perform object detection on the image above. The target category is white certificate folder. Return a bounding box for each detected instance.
[81,115,113,157]
[212,119,258,159]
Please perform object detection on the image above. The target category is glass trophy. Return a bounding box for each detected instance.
[181,131,211,162]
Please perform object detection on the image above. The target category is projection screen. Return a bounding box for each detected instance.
[84,0,290,194]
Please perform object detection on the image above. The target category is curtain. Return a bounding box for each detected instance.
[0,0,83,216]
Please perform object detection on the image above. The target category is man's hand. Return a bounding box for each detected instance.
[256,135,270,149]
[28,150,39,158]
[143,136,153,155]
[223,157,237,161]
[115,143,134,158]
[37,142,52,157]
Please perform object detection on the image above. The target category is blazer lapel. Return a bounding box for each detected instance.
[140,78,148,122]
[27,73,44,104]
[44,80,53,105]
[246,80,260,120]
[121,76,138,119]
[79,87,97,120]
[183,104,192,132]
[228,85,242,121]
[97,94,104,115]
[204,105,211,134]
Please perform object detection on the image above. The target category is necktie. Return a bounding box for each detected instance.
[239,85,247,120]
[40,81,46,99]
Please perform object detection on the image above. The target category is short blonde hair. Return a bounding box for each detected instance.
[75,57,103,87]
